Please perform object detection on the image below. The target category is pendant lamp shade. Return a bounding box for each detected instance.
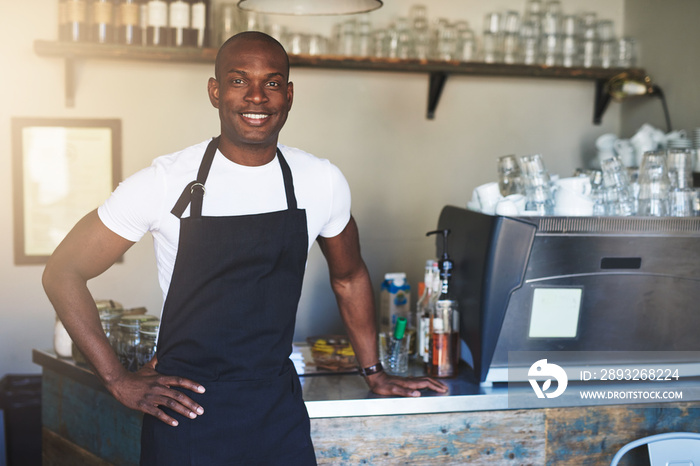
[237,0,383,16]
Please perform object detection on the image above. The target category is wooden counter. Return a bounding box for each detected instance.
[34,349,700,465]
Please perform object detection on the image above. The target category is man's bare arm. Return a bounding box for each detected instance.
[317,216,447,397]
[43,210,206,426]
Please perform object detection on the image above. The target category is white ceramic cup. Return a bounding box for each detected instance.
[631,130,657,167]
[555,176,592,196]
[664,130,687,148]
[505,193,526,213]
[495,198,518,216]
[554,187,594,216]
[596,133,618,152]
[475,182,502,215]
[614,139,636,167]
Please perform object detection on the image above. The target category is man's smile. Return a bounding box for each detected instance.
[241,113,270,121]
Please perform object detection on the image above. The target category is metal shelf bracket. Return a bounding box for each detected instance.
[593,78,611,125]
[427,72,448,120]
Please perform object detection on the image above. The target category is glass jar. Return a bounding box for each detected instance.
[137,320,160,370]
[116,314,157,372]
[100,310,123,350]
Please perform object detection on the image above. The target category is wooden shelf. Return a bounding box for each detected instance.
[34,40,647,119]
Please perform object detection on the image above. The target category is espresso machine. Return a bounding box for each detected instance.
[435,206,700,383]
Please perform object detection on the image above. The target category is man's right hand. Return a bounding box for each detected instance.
[106,356,206,427]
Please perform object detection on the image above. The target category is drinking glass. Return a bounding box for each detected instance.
[601,156,635,216]
[339,19,357,56]
[561,35,579,67]
[598,39,617,68]
[637,151,670,216]
[666,148,694,189]
[216,3,240,46]
[542,11,560,35]
[484,12,502,35]
[482,31,501,63]
[395,17,415,59]
[285,32,308,55]
[540,33,561,66]
[617,37,637,67]
[524,0,544,23]
[519,154,547,178]
[520,21,540,65]
[456,27,476,62]
[596,20,615,41]
[560,16,579,67]
[545,0,562,15]
[669,188,696,217]
[379,332,411,376]
[372,29,389,58]
[519,154,554,215]
[561,14,579,36]
[409,4,428,31]
[502,10,521,34]
[497,155,523,196]
[308,34,328,56]
[503,33,520,64]
[435,21,457,61]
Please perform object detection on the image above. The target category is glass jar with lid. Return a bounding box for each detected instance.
[100,308,124,350]
[95,299,124,350]
[116,314,158,372]
[137,320,160,370]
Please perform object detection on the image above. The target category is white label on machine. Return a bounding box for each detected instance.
[528,288,582,338]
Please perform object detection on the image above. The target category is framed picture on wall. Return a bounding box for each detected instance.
[11,118,122,265]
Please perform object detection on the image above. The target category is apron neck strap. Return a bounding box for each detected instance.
[171,139,298,219]
[171,136,219,218]
[277,147,297,211]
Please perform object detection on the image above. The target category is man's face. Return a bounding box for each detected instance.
[208,37,293,151]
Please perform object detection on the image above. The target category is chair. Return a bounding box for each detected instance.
[610,432,700,466]
[0,409,6,466]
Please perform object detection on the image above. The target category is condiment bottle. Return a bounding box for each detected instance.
[425,229,460,378]
[416,259,438,362]
[378,272,411,336]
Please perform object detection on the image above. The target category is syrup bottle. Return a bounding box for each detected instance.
[425,229,459,378]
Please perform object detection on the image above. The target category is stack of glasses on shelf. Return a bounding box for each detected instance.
[218,1,637,67]
[483,0,637,67]
[266,5,479,61]
[470,148,699,218]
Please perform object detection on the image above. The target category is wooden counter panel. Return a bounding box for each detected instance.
[311,410,545,464]
[545,403,700,465]
[43,428,112,466]
[42,368,141,465]
[35,351,700,465]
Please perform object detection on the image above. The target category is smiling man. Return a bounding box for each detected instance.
[43,31,446,465]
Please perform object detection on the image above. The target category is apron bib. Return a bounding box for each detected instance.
[140,137,316,465]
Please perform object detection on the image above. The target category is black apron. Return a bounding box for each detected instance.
[140,137,316,465]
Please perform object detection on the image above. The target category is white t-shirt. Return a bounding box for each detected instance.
[98,139,351,301]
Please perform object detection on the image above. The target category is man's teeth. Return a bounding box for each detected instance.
[242,113,268,120]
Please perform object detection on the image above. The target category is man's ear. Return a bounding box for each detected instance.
[207,77,219,109]
[286,81,294,111]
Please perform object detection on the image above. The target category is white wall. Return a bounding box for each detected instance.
[0,0,625,376]
[620,0,700,137]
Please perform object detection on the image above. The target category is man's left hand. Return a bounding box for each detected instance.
[364,371,448,397]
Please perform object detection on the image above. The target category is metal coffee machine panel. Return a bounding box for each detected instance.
[436,206,700,383]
